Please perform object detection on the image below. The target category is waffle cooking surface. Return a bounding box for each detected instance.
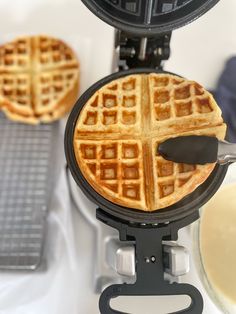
[73,73,226,211]
[82,0,219,36]
[0,36,79,123]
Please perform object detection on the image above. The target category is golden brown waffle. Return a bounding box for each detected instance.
[73,73,226,211]
[0,37,31,73]
[33,36,78,72]
[0,35,79,124]
[148,74,223,135]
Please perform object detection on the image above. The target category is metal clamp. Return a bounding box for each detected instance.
[218,140,236,165]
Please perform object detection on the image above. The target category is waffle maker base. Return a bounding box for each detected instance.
[65,68,228,314]
[65,68,228,225]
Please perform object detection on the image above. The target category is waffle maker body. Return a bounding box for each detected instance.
[65,1,225,313]
[65,68,228,225]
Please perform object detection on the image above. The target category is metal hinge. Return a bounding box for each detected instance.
[115,30,171,71]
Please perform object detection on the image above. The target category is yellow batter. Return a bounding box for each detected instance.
[200,184,236,306]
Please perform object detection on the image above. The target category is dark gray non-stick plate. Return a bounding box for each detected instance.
[82,0,220,36]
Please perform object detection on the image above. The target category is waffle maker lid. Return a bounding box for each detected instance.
[81,0,220,36]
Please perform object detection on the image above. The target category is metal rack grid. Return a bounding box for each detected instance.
[0,113,59,270]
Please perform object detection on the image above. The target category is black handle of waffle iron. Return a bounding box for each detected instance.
[97,209,203,314]
[99,282,203,314]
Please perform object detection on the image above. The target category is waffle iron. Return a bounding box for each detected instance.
[65,1,227,313]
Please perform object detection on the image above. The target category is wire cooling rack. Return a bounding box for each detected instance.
[0,113,59,269]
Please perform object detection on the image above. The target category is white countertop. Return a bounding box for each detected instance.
[0,0,236,313]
